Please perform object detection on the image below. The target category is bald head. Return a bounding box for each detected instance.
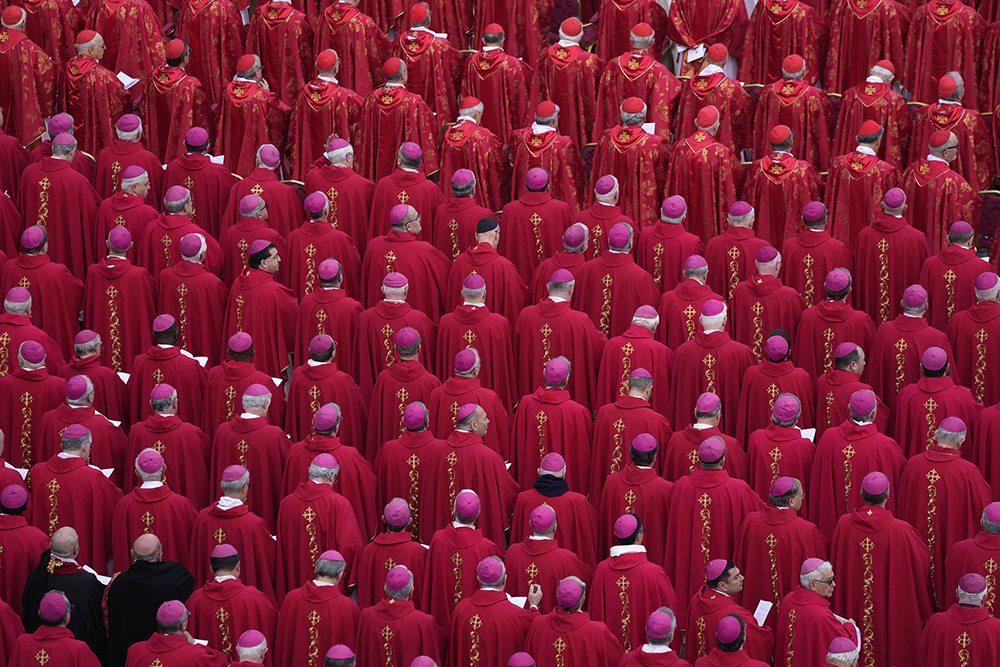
[51,527,80,559]
[132,534,163,562]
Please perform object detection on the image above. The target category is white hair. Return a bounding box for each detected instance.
[957,586,988,606]
[236,639,268,660]
[870,65,893,80]
[826,645,860,665]
[75,34,101,54]
[67,376,94,407]
[182,234,207,263]
[1,6,25,29]
[700,306,727,332]
[799,560,833,588]
[977,282,1000,303]
[632,313,659,331]
[4,296,30,315]
[326,143,353,165]
[116,124,141,142]
[459,101,485,117]
[135,448,165,482]
[121,172,148,193]
[242,392,271,411]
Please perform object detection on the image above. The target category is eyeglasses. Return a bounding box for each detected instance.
[818,576,836,585]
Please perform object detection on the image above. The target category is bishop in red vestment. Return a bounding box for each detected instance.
[214,55,291,177]
[438,100,509,214]
[358,58,439,183]
[684,560,774,662]
[661,396,748,484]
[394,5,462,121]
[657,255,723,350]
[825,0,908,95]
[124,601,228,666]
[0,486,48,617]
[597,306,673,416]
[427,349,510,458]
[920,222,993,330]
[833,62,911,168]
[246,0,313,106]
[919,573,1000,667]
[794,271,875,379]
[731,248,806,361]
[943,503,1000,610]
[361,566,446,667]
[82,228,157,374]
[675,48,753,153]
[524,578,624,667]
[446,220,526,324]
[510,110,587,213]
[128,316,207,425]
[84,0,164,84]
[901,131,982,254]
[0,9,55,148]
[461,25,530,148]
[174,0,244,112]
[734,479,829,627]
[303,139,375,254]
[315,0,392,98]
[636,197,705,295]
[367,144,445,248]
[813,344,888,435]
[221,149,304,241]
[738,4,826,85]
[202,333,286,437]
[59,32,131,156]
[571,180,635,263]
[11,594,100,667]
[499,168,574,285]
[355,499,427,607]
[780,207,854,311]
[92,167,161,265]
[902,0,986,109]
[138,204,223,282]
[808,390,905,538]
[140,40,213,163]
[284,337,366,447]
[285,193,361,299]
[830,472,934,667]
[162,128,240,240]
[668,301,756,437]
[743,125,824,248]
[736,337,817,445]
[774,564,858,667]
[948,272,1000,407]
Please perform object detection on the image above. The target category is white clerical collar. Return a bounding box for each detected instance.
[455,116,480,125]
[217,496,244,509]
[307,359,330,367]
[482,45,502,52]
[938,99,960,106]
[851,419,872,426]
[926,154,948,164]
[313,579,336,587]
[771,150,792,157]
[233,76,256,84]
[529,535,554,540]
[548,296,567,303]
[383,299,406,304]
[711,587,732,597]
[57,452,80,459]
[609,545,646,557]
[453,521,475,529]
[703,329,724,335]
[400,166,419,173]
[855,146,876,156]
[318,74,339,84]
[865,76,882,83]
[140,481,164,489]
[462,302,484,307]
[597,200,615,207]
[692,423,712,430]
[557,39,578,48]
[240,413,262,419]
[214,575,238,582]
[642,645,671,654]
[106,255,126,260]
[456,428,473,434]
[903,312,922,318]
[384,82,405,88]
[68,403,87,409]
[699,64,724,76]
[637,465,653,469]
[531,122,556,134]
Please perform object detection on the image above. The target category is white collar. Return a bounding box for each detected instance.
[400,166,419,173]
[938,99,960,106]
[528,535,554,540]
[903,312,923,318]
[642,645,671,653]
[383,299,406,304]
[699,64,724,76]
[557,39,578,48]
[462,302,484,307]
[452,521,475,529]
[547,296,567,303]
[692,423,712,430]
[307,359,330,367]
[67,403,88,409]
[240,412,262,419]
[140,481,164,489]
[233,76,256,84]
[384,82,405,89]
[57,452,80,459]
[217,496,244,509]
[317,74,339,84]
[927,154,948,164]
[214,575,238,582]
[313,579,336,587]
[855,146,876,156]
[865,76,883,84]
[703,329,724,335]
[531,122,556,134]
[455,116,480,126]
[609,544,646,557]
[482,46,502,52]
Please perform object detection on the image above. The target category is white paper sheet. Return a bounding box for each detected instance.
[509,596,527,608]
[800,428,816,443]
[194,356,208,367]
[685,44,707,62]
[210,155,225,164]
[116,72,140,90]
[642,122,656,135]
[82,565,112,585]
[117,372,131,383]
[193,639,208,646]
[101,468,114,478]
[753,600,773,626]
[14,468,28,480]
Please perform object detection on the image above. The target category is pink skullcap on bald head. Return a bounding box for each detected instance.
[530,504,556,532]
[156,600,186,624]
[950,220,974,235]
[772,394,800,421]
[696,392,720,413]
[185,127,209,146]
[63,424,89,440]
[825,268,850,291]
[630,368,652,379]
[395,327,419,347]
[48,113,73,135]
[765,335,789,361]
[237,630,266,649]
[52,133,75,146]
[389,204,410,226]
[318,259,341,280]
[684,254,708,269]
[19,341,45,364]
[164,185,189,203]
[228,332,252,352]
[137,449,163,473]
[400,142,422,159]
[452,168,474,185]
[631,433,657,452]
[883,188,905,208]
[463,274,486,290]
[960,573,988,594]
[525,168,549,190]
[661,195,686,219]
[326,645,355,660]
[410,658,437,667]
[698,436,726,462]
[756,245,778,263]
[634,305,658,318]
[457,403,478,421]
[771,476,795,496]
[903,284,927,308]
[309,334,334,354]
[729,201,753,216]
[540,452,566,472]
[244,382,270,396]
[556,578,584,607]
[180,234,202,257]
[454,349,478,373]
[222,464,247,482]
[239,194,263,215]
[122,165,146,180]
[940,416,966,433]
[861,471,888,495]
[608,223,631,248]
[717,616,742,643]
[646,611,673,638]
[551,268,574,283]
[835,342,857,358]
[327,137,350,152]
[319,549,344,562]
[508,653,535,667]
[595,175,617,195]
[311,453,339,469]
[977,272,999,290]
[383,272,408,288]
[313,403,340,431]
[702,299,725,316]
[922,346,948,371]
[304,192,328,214]
[477,557,504,583]
[4,287,28,303]
[706,558,728,580]
[801,201,826,223]
[614,513,638,538]
[384,499,410,525]
[150,383,174,401]
[849,389,876,415]
[385,565,412,590]
[257,144,280,167]
[403,402,428,429]
[0,484,27,508]
[248,239,272,256]
[544,357,570,385]
[454,489,480,518]
[986,502,1000,523]
[38,593,68,622]
[109,226,132,249]
[800,557,826,575]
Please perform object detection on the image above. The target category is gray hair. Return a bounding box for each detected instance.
[221,470,250,494]
[308,460,340,483]
[940,71,964,101]
[534,105,558,127]
[461,283,485,302]
[632,313,659,331]
[164,191,191,214]
[630,32,654,50]
[782,60,806,81]
[382,283,408,299]
[957,586,988,606]
[799,560,833,588]
[977,281,1000,303]
[181,234,207,263]
[548,276,575,295]
[18,349,45,371]
[460,101,485,117]
[870,64,893,80]
[560,576,587,612]
[39,590,71,626]
[67,376,94,407]
[237,54,261,79]
[452,177,475,199]
[236,638,268,660]
[4,295,30,315]
[150,389,178,413]
[385,566,414,600]
[936,423,967,447]
[683,265,709,281]
[756,251,782,271]
[478,556,506,589]
[117,123,142,142]
[564,223,588,253]
[135,448,165,482]
[772,393,801,427]
[242,391,271,411]
[728,209,754,228]
[326,143,353,165]
[700,307,727,332]
[620,110,645,126]
[74,334,101,357]
[456,348,481,377]
[983,509,1000,534]
[826,644,860,665]
[61,429,92,453]
[121,171,148,193]
[75,34,101,54]
[397,145,422,169]
[648,607,676,645]
[52,139,77,157]
[316,554,347,578]
[386,59,407,82]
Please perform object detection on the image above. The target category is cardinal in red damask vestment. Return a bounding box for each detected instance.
[738,0,826,86]
[675,46,754,154]
[665,0,747,79]
[246,0,315,106]
[824,0,909,95]
[0,10,55,147]
[140,39,213,164]
[314,0,392,98]
[438,98,509,214]
[175,0,245,106]
[902,0,986,109]
[833,62,911,169]
[394,5,462,120]
[59,32,132,158]
[85,0,165,84]
[461,25,531,147]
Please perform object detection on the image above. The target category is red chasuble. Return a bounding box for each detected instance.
[446,588,536,667]
[282,435,375,540]
[361,231,451,321]
[530,253,588,304]
[825,151,899,254]
[211,416,290,532]
[529,44,604,151]
[433,197,498,263]
[868,315,951,415]
[28,454,122,568]
[220,220,286,288]
[203,361,286,438]
[793,302,875,379]
[901,0,986,109]
[368,169,445,247]
[971,407,1000,500]
[573,205,636,263]
[738,0,827,85]
[893,376,983,458]
[125,632,228,666]
[745,424,815,504]
[731,276,806,361]
[125,413,212,508]
[460,49,530,147]
[20,0,83,69]
[358,85,440,183]
[675,74,754,153]
[303,164,375,255]
[825,0,909,94]
[685,585,773,662]
[775,586,857,667]
[186,578,277,663]
[901,161,982,254]
[510,386,593,491]
[593,52,680,143]
[275,581,360,665]
[0,369,64,467]
[742,154,824,247]
[0,317,60,376]
[0,29,55,147]
[664,468,765,616]
[830,506,934,667]
[595,0,667,61]
[920,246,993,330]
[734,507,829,627]
[246,2,314,105]
[808,420,905,538]
[589,127,669,228]
[128,346,207,425]
[0,515,49,617]
[374,430,444,539]
[524,608,624,667]
[92,193,161,264]
[597,325,674,416]
[85,0,165,84]
[447,243,527,325]
[662,425,748,485]
[511,128,587,213]
[295,289,362,379]
[163,153,240,240]
[439,121,509,214]
[18,158,101,281]
[665,132,745,243]
[598,466,673,567]
[813,369,888,436]
[289,79,362,180]
[909,104,995,191]
[591,549,680,654]
[511,485,600,570]
[58,56,131,156]
[37,405,126,485]
[189,502,276,602]
[111,484,197,571]
[436,305,515,410]
[365,360,440,461]
[855,214,930,326]
[657,279,723,350]
[140,66,213,163]
[158,262,228,366]
[356,301,436,407]
[753,82,834,170]
[949,301,1000,406]
[499,192,575,284]
[95,141,163,208]
[223,268,299,378]
[214,79,291,177]
[285,222,361,299]
[10,626,100,667]
[505,538,592,615]
[575,253,659,339]
[944,530,1000,613]
[137,214,224,279]
[514,298,606,412]
[421,523,502,628]
[222,169,304,241]
[357,598,446,667]
[315,5,391,99]
[0,255,82,359]
[833,81,911,169]
[664,0,747,69]
[276,482,364,600]
[428,378,510,459]
[780,232,853,310]
[355,532,427,608]
[0,136,28,205]
[285,364,366,446]
[898,445,992,607]
[737,361,816,443]
[394,30,462,121]
[669,332,756,437]
[589,397,673,504]
[920,604,1000,667]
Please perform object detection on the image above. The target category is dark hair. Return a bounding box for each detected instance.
[718,614,746,652]
[834,347,861,371]
[923,364,948,378]
[209,553,240,574]
[861,487,889,506]
[707,560,737,588]
[616,513,644,545]
[248,243,276,269]
[166,40,190,67]
[629,446,657,468]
